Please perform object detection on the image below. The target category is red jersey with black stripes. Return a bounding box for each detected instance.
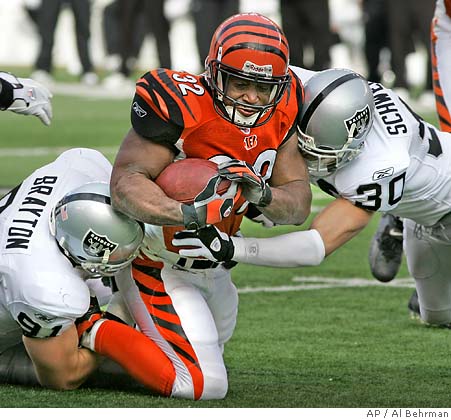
[131,67,302,238]
[131,68,302,166]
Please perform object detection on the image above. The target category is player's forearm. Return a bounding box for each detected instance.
[23,328,100,390]
[309,198,373,255]
[110,171,184,226]
[260,179,312,225]
[232,229,325,267]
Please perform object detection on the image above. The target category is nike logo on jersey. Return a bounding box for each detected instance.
[372,167,394,181]
[132,101,147,118]
[34,312,57,323]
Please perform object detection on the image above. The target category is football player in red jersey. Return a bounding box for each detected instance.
[106,13,311,400]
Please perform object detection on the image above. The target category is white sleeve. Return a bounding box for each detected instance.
[231,229,325,267]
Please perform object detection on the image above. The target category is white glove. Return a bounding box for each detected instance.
[172,225,235,262]
[0,72,53,126]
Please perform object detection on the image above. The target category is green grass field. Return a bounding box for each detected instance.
[0,87,449,408]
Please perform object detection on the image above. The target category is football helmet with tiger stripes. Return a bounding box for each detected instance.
[205,12,291,128]
[297,68,375,177]
[50,182,144,276]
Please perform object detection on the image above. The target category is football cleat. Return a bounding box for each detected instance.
[407,289,420,320]
[368,214,403,282]
[407,290,451,329]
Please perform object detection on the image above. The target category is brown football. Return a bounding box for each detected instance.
[155,158,231,203]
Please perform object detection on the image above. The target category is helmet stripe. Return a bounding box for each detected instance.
[218,18,284,39]
[223,42,287,63]
[220,29,289,49]
[299,73,360,133]
[55,192,110,216]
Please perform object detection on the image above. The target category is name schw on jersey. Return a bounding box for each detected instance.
[370,82,407,136]
[5,176,58,250]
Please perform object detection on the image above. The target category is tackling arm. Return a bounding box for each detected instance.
[262,132,312,225]
[234,197,373,266]
[174,198,374,267]
[23,325,100,390]
[234,197,373,265]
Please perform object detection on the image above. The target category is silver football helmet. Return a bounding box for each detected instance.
[49,182,144,276]
[297,68,375,177]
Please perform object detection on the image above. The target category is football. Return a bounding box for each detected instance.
[155,158,232,204]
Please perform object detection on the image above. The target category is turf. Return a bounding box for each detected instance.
[0,90,447,408]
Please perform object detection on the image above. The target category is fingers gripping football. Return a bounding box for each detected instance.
[173,225,235,262]
[181,175,241,229]
[218,159,272,207]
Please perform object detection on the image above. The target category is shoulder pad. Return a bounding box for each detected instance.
[136,68,205,128]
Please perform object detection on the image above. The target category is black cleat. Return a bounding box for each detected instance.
[407,289,420,319]
[369,214,404,282]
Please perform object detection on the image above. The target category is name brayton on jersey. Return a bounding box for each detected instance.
[5,176,58,250]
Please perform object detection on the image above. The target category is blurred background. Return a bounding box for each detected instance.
[0,0,436,109]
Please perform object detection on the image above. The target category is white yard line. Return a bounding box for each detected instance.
[0,146,118,157]
[237,277,414,293]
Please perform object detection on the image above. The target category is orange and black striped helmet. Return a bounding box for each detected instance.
[205,13,291,128]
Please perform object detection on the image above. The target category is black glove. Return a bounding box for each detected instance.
[218,159,272,207]
[181,176,240,229]
[172,225,235,263]
[245,203,276,228]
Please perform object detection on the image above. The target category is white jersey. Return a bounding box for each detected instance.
[310,81,451,227]
[0,148,111,350]
[432,0,451,131]
[435,0,451,26]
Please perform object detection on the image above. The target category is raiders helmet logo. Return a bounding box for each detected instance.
[82,229,118,257]
[345,105,370,137]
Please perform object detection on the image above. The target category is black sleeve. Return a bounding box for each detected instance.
[245,203,263,220]
[0,78,14,110]
[130,93,183,154]
[282,118,297,144]
[281,73,304,145]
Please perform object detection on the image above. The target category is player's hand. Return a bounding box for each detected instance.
[0,72,53,126]
[181,176,241,229]
[173,225,235,262]
[218,159,272,207]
